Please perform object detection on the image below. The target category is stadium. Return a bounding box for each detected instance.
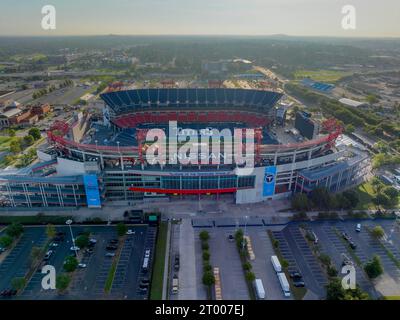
[0,87,370,209]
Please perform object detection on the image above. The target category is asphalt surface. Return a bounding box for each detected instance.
[206,228,249,300]
[1,225,151,300]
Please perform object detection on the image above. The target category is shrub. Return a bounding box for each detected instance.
[245,271,256,282]
[202,271,215,286]
[364,255,384,279]
[202,250,210,261]
[63,256,78,272]
[203,263,212,272]
[199,230,210,242]
[201,242,209,250]
[243,262,252,271]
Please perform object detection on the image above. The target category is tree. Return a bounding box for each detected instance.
[63,256,78,272]
[7,129,16,137]
[326,278,369,300]
[201,242,209,250]
[116,222,128,237]
[245,271,256,282]
[291,193,310,211]
[75,234,89,248]
[345,124,355,134]
[310,187,332,210]
[364,255,384,279]
[45,224,56,239]
[373,193,390,207]
[326,278,345,300]
[9,139,21,154]
[30,246,43,263]
[371,226,385,239]
[243,262,252,271]
[382,186,399,203]
[28,128,41,140]
[199,230,210,242]
[23,135,34,146]
[56,274,71,291]
[281,258,289,269]
[6,222,23,238]
[202,250,210,261]
[342,190,359,208]
[327,265,338,278]
[11,277,26,291]
[202,271,215,286]
[0,235,13,248]
[203,263,212,272]
[319,253,331,267]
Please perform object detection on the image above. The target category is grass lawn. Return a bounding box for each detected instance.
[0,136,18,152]
[104,260,117,293]
[150,222,168,300]
[353,181,400,210]
[354,182,377,210]
[294,69,351,83]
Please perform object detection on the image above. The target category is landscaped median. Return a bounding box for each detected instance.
[150,221,168,300]
[199,230,215,299]
[234,229,256,300]
[104,223,127,293]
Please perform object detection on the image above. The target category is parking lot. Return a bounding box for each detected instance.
[190,217,400,300]
[0,225,155,300]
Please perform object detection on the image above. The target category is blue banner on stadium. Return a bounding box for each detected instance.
[262,166,277,197]
[83,175,101,208]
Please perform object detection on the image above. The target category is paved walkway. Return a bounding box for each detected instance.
[178,218,197,300]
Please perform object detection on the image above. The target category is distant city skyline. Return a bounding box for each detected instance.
[0,0,399,37]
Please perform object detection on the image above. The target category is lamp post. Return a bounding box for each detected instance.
[66,219,77,257]
[242,215,248,250]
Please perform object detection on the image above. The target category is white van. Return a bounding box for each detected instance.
[356,224,361,232]
[172,275,179,294]
[271,255,282,273]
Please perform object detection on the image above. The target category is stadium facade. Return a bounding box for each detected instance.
[0,88,370,209]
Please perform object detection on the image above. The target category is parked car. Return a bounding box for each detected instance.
[106,245,118,251]
[44,250,53,261]
[0,247,6,253]
[126,229,135,235]
[108,239,118,244]
[70,246,80,252]
[78,263,87,268]
[50,242,59,247]
[289,271,302,279]
[293,279,305,287]
[105,253,115,257]
[228,234,235,242]
[349,241,357,250]
[342,232,352,241]
[356,224,361,232]
[174,253,180,271]
[145,249,151,258]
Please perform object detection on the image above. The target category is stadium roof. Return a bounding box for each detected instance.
[100,88,282,114]
[298,162,349,181]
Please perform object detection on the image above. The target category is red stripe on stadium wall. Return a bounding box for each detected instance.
[128,187,237,194]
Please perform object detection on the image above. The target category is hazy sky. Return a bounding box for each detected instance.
[1,0,399,37]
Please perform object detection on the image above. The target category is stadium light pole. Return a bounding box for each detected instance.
[66,219,77,258]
